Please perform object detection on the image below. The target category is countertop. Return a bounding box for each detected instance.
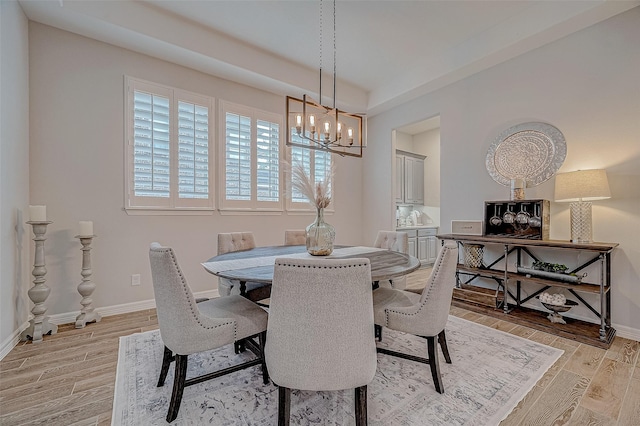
[396,225,439,230]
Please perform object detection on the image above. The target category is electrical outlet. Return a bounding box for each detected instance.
[131,274,141,286]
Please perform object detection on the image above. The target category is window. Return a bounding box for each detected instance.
[219,101,282,212]
[125,77,214,212]
[287,129,333,212]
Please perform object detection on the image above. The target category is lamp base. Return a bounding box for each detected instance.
[569,201,592,243]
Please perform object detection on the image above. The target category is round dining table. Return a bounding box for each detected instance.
[202,245,421,299]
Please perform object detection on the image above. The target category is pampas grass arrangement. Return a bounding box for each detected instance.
[290,161,334,209]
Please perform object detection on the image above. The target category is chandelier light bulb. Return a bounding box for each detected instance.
[348,127,354,145]
[309,114,316,134]
[337,122,342,139]
[323,121,331,140]
[295,114,303,134]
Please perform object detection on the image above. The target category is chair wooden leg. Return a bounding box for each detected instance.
[158,345,174,387]
[278,386,291,426]
[234,340,246,354]
[355,385,368,426]
[167,354,188,423]
[427,336,444,394]
[259,331,269,385]
[438,330,452,364]
[374,324,382,342]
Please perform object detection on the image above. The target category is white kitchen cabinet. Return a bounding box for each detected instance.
[403,228,418,258]
[417,236,429,263]
[407,237,417,259]
[426,235,438,264]
[418,228,438,265]
[396,150,425,205]
[395,154,404,204]
[398,227,439,267]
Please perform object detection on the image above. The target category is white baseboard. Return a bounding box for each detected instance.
[47,289,220,325]
[0,322,29,361]
[3,288,637,361]
[614,323,640,342]
[0,289,219,361]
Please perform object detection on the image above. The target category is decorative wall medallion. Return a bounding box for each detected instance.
[486,122,566,188]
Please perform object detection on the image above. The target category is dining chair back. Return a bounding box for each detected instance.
[373,230,409,289]
[266,257,377,426]
[283,229,306,246]
[217,232,256,255]
[149,243,269,422]
[372,241,459,393]
[216,232,270,301]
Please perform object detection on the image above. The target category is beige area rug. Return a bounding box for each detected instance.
[112,316,562,425]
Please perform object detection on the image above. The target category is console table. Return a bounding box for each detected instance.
[438,234,618,348]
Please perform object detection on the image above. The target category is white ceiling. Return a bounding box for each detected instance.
[18,0,639,115]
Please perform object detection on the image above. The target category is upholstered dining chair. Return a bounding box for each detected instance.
[149,243,269,423]
[373,230,410,289]
[266,257,377,426]
[217,232,271,302]
[283,229,306,246]
[372,241,458,394]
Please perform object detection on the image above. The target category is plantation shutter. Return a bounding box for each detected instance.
[256,119,280,202]
[288,128,332,208]
[219,101,282,211]
[177,101,209,199]
[126,77,214,211]
[225,112,252,201]
[133,91,171,199]
[290,131,312,204]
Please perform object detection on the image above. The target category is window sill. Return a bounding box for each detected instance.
[218,208,283,216]
[124,207,215,216]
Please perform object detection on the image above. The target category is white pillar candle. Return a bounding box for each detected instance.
[29,205,47,222]
[79,221,93,236]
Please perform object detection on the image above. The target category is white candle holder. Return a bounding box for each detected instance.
[21,221,58,343]
[75,235,101,328]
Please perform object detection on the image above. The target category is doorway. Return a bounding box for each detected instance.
[393,115,441,228]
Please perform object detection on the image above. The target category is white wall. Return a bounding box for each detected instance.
[0,1,31,355]
[27,23,364,319]
[365,8,640,337]
[395,131,413,151]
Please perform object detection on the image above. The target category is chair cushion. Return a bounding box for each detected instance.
[372,287,421,326]
[198,295,268,341]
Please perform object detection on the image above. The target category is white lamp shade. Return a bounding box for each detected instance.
[554,169,611,202]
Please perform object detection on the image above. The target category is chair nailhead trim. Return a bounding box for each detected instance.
[158,247,234,335]
[385,245,453,321]
[276,262,368,269]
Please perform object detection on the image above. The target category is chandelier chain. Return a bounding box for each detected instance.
[319,0,322,71]
[333,0,336,109]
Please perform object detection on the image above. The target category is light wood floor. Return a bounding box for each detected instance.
[1,268,638,425]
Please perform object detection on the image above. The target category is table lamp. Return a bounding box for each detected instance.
[554,169,611,243]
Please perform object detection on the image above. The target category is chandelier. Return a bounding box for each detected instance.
[286,0,365,158]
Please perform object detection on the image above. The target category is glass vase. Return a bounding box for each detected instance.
[306,207,335,256]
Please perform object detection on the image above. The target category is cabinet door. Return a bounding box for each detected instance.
[408,237,417,258]
[426,236,438,263]
[403,156,414,203]
[403,156,425,204]
[395,155,404,203]
[412,158,424,205]
[417,236,429,264]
